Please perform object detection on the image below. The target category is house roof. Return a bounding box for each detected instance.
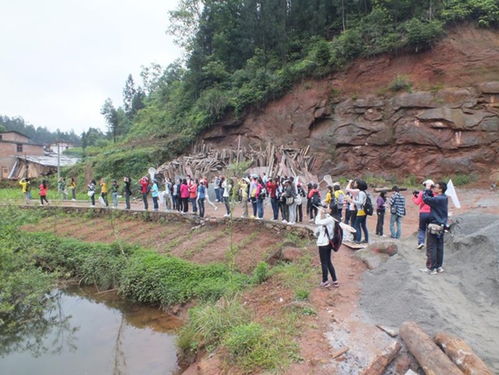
[13,154,79,167]
[0,130,30,138]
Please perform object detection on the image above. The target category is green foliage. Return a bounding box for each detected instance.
[251,262,270,285]
[177,296,250,354]
[441,0,499,27]
[443,173,476,186]
[402,18,444,52]
[389,75,413,92]
[294,289,310,301]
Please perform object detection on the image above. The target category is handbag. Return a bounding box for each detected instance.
[286,196,294,205]
[295,195,303,205]
[428,223,444,235]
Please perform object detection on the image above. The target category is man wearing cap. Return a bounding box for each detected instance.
[412,179,433,249]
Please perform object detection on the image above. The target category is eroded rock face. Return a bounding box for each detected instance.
[201,82,498,179]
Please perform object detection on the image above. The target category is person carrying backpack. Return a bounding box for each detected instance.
[296,183,306,223]
[255,177,266,219]
[308,183,321,221]
[388,186,406,239]
[333,184,345,222]
[315,205,342,288]
[88,179,96,207]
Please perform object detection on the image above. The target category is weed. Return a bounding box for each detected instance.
[295,289,310,301]
[443,173,476,186]
[389,75,413,92]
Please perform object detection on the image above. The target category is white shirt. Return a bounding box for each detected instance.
[315,214,335,247]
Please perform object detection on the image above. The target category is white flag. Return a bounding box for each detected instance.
[446,179,461,208]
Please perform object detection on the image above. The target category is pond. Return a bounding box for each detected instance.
[0,286,181,375]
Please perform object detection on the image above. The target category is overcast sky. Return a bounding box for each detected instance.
[0,0,182,134]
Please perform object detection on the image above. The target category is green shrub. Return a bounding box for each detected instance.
[389,75,413,92]
[402,18,444,52]
[251,261,270,284]
[294,289,309,301]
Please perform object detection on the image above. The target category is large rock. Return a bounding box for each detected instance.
[392,92,436,109]
[478,81,499,94]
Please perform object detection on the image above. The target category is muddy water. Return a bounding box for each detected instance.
[0,286,181,375]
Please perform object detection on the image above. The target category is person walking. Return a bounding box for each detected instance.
[151,179,159,211]
[413,179,433,249]
[87,179,96,207]
[315,205,340,288]
[222,177,232,217]
[139,176,149,210]
[180,179,189,213]
[388,186,406,239]
[100,179,109,207]
[69,177,77,201]
[39,180,49,206]
[19,177,31,204]
[123,177,132,209]
[421,182,448,275]
[375,192,386,236]
[111,180,120,208]
[197,180,206,218]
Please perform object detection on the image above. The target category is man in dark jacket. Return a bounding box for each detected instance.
[421,181,448,275]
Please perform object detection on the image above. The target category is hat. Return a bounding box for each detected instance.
[422,179,434,186]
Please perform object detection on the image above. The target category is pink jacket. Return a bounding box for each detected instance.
[412,191,431,213]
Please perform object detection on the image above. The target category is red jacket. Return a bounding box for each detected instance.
[39,184,48,196]
[180,184,189,198]
[308,189,320,199]
[140,178,149,194]
[413,191,431,213]
[266,182,277,198]
[189,183,198,199]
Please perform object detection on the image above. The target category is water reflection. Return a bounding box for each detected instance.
[0,286,181,375]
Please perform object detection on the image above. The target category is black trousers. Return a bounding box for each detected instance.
[297,204,303,222]
[101,192,108,207]
[426,231,444,270]
[125,192,131,209]
[40,195,48,205]
[376,209,385,235]
[318,245,337,282]
[152,196,159,210]
[182,197,189,212]
[142,193,148,210]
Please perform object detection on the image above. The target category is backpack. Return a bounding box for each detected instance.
[324,221,343,252]
[311,191,321,207]
[336,192,345,208]
[362,192,374,216]
[259,186,267,199]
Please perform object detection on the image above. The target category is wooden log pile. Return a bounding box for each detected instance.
[156,141,318,181]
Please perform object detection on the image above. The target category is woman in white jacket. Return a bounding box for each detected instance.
[315,206,339,288]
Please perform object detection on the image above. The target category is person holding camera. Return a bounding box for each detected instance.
[421,181,448,275]
[315,205,340,288]
[412,179,433,249]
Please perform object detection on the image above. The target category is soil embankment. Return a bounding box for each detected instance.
[192,26,499,180]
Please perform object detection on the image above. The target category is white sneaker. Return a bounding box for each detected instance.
[282,220,287,224]
[72,199,76,201]
[430,269,438,275]
[417,244,424,249]
[437,267,444,273]
[419,268,431,274]
[289,221,296,225]
[224,214,230,217]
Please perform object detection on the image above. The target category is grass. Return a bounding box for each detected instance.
[272,254,316,298]
[0,187,91,202]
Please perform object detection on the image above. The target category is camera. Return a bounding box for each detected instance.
[412,190,419,197]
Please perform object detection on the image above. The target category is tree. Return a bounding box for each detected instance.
[123,74,137,119]
[100,98,119,143]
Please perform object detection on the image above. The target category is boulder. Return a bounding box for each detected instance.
[281,247,303,262]
[354,96,385,108]
[478,81,499,94]
[436,87,473,108]
[368,240,399,256]
[355,248,390,270]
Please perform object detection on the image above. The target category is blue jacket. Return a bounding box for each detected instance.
[423,190,448,225]
[198,185,206,199]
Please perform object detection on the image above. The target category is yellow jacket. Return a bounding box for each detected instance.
[19,180,29,193]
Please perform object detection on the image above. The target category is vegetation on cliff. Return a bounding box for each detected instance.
[69,0,498,180]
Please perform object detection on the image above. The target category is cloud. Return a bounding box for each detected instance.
[0,0,182,134]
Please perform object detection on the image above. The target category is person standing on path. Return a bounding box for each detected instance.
[267,178,279,221]
[286,177,298,224]
[173,179,180,211]
[19,177,31,204]
[413,179,433,249]
[197,180,207,218]
[296,183,306,223]
[388,186,406,239]
[348,179,369,243]
[189,179,198,213]
[308,183,321,222]
[164,177,173,210]
[39,180,49,206]
[140,176,149,210]
[58,177,68,200]
[111,180,120,208]
[100,179,109,207]
[180,179,189,213]
[421,182,448,275]
[333,184,345,222]
[239,178,249,218]
[375,192,386,236]
[123,177,132,209]
[315,205,339,288]
[255,177,265,219]
[222,177,232,217]
[87,180,96,207]
[214,176,221,202]
[151,179,159,211]
[69,177,77,201]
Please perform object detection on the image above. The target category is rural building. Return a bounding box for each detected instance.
[0,131,45,179]
[7,154,80,180]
